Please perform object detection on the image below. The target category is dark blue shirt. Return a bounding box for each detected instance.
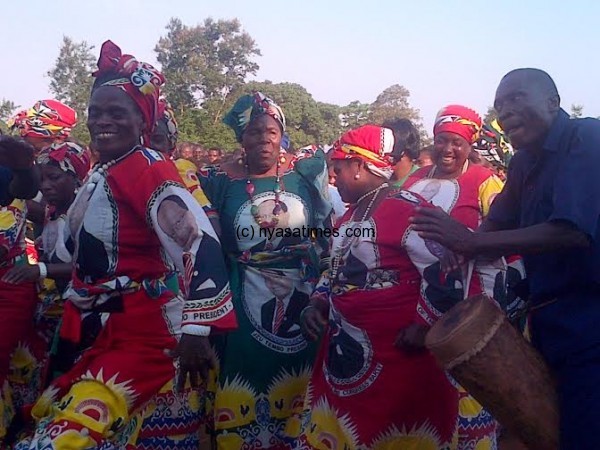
[488,109,600,364]
[0,165,13,206]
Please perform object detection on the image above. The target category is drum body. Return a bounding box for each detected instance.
[425,294,559,450]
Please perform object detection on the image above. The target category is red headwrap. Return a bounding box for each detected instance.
[92,40,165,144]
[330,124,396,179]
[37,142,91,183]
[9,100,77,140]
[433,105,482,144]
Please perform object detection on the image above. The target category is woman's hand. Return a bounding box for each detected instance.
[0,136,35,170]
[301,300,329,341]
[171,334,215,391]
[395,323,430,353]
[1,264,40,284]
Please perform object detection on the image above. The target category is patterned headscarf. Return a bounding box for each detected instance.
[37,141,91,183]
[433,104,482,144]
[9,100,77,140]
[330,124,396,179]
[157,98,178,153]
[473,119,514,169]
[223,91,286,143]
[92,40,165,144]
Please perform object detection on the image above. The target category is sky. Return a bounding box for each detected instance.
[1,0,599,132]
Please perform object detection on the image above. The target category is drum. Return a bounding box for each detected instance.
[425,294,559,450]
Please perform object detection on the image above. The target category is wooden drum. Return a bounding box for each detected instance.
[425,294,559,450]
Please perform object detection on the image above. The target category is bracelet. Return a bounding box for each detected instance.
[181,324,211,336]
[37,262,48,280]
[300,305,316,321]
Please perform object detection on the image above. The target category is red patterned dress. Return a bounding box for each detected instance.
[16,147,236,449]
[404,163,526,449]
[300,189,459,450]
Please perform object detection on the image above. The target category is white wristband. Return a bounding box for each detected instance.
[37,262,48,280]
[181,324,211,336]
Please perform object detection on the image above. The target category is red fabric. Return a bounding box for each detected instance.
[13,100,77,139]
[303,193,458,449]
[433,104,482,144]
[39,141,91,182]
[93,40,165,142]
[0,270,37,384]
[330,124,395,169]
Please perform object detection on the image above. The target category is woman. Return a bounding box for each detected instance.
[15,40,235,450]
[151,99,219,234]
[404,105,525,449]
[0,137,39,445]
[199,91,332,449]
[2,142,89,442]
[383,117,421,187]
[300,124,458,450]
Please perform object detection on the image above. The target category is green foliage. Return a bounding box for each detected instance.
[483,106,498,123]
[570,104,584,119]
[47,36,95,144]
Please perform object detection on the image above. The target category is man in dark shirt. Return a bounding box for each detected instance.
[0,136,39,205]
[412,68,600,449]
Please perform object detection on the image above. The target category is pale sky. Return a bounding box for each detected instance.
[1,0,599,132]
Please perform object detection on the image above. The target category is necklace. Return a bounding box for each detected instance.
[329,182,388,281]
[245,154,286,229]
[85,145,141,193]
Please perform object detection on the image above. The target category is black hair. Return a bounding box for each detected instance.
[382,118,421,162]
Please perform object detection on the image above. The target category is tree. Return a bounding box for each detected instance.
[570,104,584,119]
[483,106,498,123]
[155,17,261,122]
[340,101,371,130]
[47,36,95,143]
[0,99,19,123]
[369,84,421,125]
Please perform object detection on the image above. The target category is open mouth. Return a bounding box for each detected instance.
[94,132,118,140]
[506,125,524,140]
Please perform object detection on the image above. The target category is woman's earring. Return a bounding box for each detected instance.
[354,173,361,180]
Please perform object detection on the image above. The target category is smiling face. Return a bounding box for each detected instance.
[87,86,145,162]
[241,114,282,174]
[432,132,471,178]
[494,71,559,149]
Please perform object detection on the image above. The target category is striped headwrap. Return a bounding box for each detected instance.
[433,104,482,144]
[223,91,286,143]
[9,100,77,140]
[36,141,91,183]
[330,124,395,179]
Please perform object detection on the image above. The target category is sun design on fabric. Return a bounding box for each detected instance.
[8,342,37,384]
[306,397,359,450]
[370,423,445,450]
[267,366,311,420]
[81,369,139,408]
[215,375,257,428]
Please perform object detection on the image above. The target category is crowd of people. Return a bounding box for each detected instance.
[0,39,598,450]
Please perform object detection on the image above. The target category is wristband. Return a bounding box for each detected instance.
[181,324,211,336]
[37,262,48,280]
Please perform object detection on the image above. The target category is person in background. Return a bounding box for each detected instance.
[0,136,39,446]
[383,117,421,187]
[207,148,223,165]
[416,145,434,167]
[325,147,348,220]
[2,142,89,445]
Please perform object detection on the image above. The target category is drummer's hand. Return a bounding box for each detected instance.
[395,323,430,353]
[170,334,215,392]
[439,248,466,274]
[301,300,329,341]
[410,207,475,255]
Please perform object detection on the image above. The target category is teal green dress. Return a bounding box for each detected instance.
[199,150,331,450]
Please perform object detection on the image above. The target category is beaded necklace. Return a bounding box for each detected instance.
[329,182,388,281]
[85,145,141,193]
[245,154,286,229]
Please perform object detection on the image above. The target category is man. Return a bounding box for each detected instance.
[412,68,600,449]
[206,148,223,165]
